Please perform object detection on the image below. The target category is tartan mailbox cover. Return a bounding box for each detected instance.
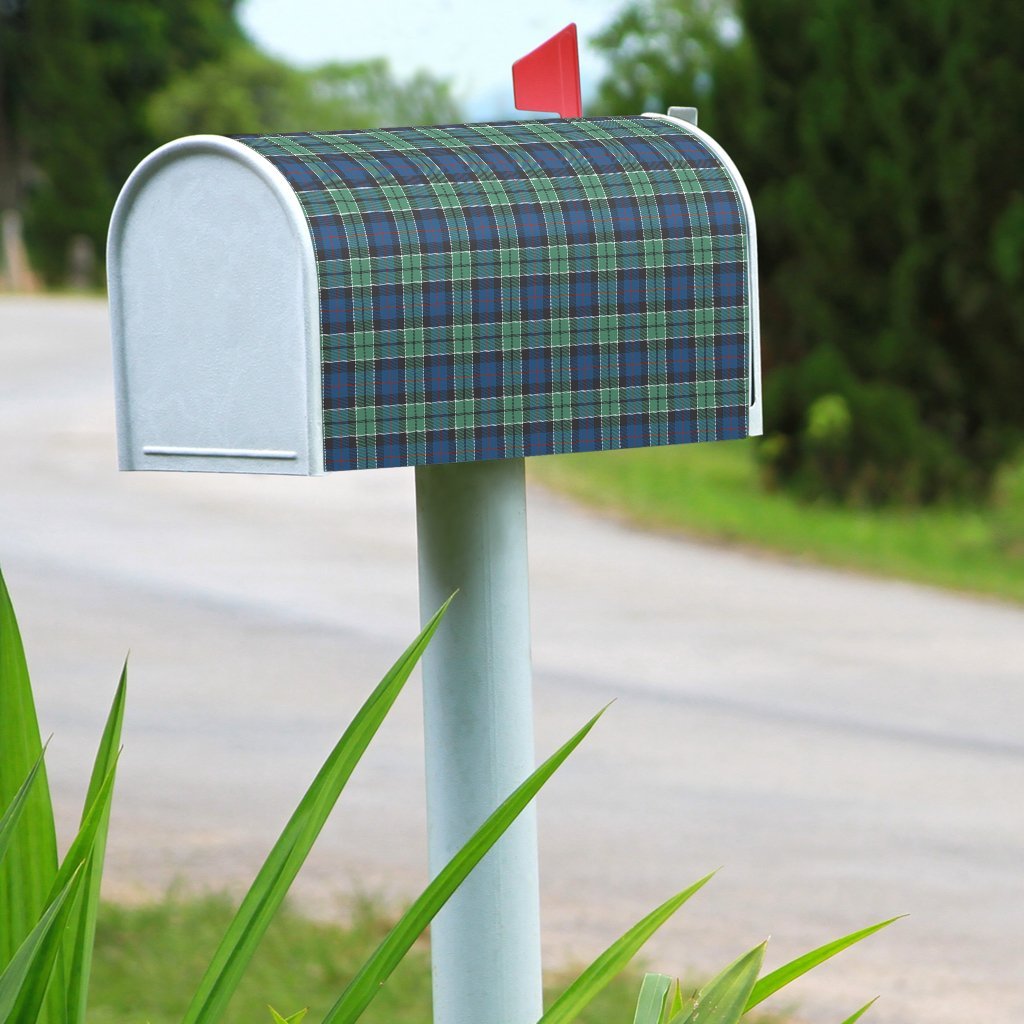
[108,113,760,476]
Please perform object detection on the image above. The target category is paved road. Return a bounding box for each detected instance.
[1,297,1022,1023]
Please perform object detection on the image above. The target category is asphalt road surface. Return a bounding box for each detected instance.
[1,297,1022,1023]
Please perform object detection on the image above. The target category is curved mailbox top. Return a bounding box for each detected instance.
[109,114,759,475]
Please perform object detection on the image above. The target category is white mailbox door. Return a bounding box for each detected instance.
[108,137,323,475]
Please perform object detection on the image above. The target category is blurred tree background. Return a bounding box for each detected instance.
[1,0,1022,513]
[0,0,461,287]
[595,0,1024,505]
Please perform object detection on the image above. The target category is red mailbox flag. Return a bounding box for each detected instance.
[512,24,582,119]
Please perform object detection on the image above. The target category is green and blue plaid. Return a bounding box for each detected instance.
[235,116,755,471]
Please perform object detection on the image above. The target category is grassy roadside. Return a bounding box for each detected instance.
[530,439,1024,604]
[88,895,647,1024]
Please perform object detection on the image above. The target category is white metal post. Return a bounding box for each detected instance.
[415,457,543,1024]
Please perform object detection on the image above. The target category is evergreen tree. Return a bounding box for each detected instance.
[0,1,463,287]
[595,0,1024,503]
[1,0,242,283]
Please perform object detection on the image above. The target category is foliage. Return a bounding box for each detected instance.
[532,440,1024,602]
[593,0,1024,505]
[990,453,1024,558]
[87,896,431,1024]
[625,933,887,1024]
[0,2,462,286]
[146,45,463,139]
[535,892,895,1024]
[86,894,652,1024]
[269,1010,307,1024]
[2,562,897,1022]
[0,0,243,284]
[0,569,593,1023]
[0,566,124,1024]
[85,894,889,1024]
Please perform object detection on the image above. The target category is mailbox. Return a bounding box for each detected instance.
[108,112,760,475]
[107,42,766,1024]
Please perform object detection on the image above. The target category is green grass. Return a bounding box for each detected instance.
[88,895,431,1024]
[530,439,1024,604]
[86,895,646,1024]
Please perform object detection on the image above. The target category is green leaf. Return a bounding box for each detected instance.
[839,998,878,1024]
[12,761,119,1022]
[182,598,453,1024]
[0,750,46,870]
[0,867,85,1024]
[321,708,607,1024]
[670,943,765,1024]
[539,873,714,1024]
[49,762,119,906]
[745,918,902,1011]
[269,1008,308,1024]
[66,663,127,1024]
[0,568,59,998]
[666,980,684,1021]
[633,973,671,1024]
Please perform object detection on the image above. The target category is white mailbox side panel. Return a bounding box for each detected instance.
[108,136,323,475]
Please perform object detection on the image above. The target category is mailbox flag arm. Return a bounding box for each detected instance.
[512,24,582,118]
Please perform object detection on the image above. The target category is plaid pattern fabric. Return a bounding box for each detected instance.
[235,117,754,471]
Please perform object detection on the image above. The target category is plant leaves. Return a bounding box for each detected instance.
[12,761,119,1022]
[48,762,119,907]
[66,663,127,1024]
[0,567,59,1011]
[539,873,714,1024]
[669,943,765,1024]
[633,973,672,1024]
[666,980,684,1021]
[745,918,902,1011]
[0,750,46,870]
[321,708,607,1024]
[839,997,878,1023]
[0,867,85,1024]
[269,1008,308,1024]
[182,598,453,1024]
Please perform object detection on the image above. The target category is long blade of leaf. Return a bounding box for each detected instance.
[540,873,715,1024]
[48,763,119,903]
[13,762,119,1021]
[0,568,59,1003]
[667,980,684,1020]
[0,868,84,1024]
[321,708,607,1024]
[671,943,765,1024]
[183,598,453,1024]
[745,918,902,1011]
[633,973,672,1024]
[66,663,127,1024]
[840,998,878,1024]
[0,750,46,869]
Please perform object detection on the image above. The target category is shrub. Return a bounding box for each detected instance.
[594,0,1024,505]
